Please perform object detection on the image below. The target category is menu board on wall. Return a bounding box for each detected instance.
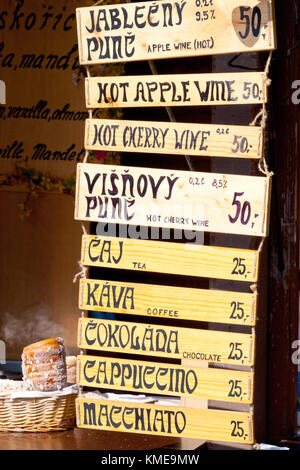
[0,0,92,177]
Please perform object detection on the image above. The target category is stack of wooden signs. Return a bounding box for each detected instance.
[74,0,276,446]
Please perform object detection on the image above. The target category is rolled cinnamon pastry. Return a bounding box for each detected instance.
[21,337,67,392]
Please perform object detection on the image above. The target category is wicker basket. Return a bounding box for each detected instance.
[0,392,77,432]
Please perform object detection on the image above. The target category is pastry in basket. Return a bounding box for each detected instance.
[21,337,67,392]
[66,356,76,384]
[0,379,25,396]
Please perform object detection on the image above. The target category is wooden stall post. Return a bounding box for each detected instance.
[266,0,300,442]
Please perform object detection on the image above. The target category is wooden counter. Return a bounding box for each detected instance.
[0,427,206,451]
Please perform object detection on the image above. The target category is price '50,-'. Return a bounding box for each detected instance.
[229,192,259,228]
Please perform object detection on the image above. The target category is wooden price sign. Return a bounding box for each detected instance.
[80,235,259,282]
[76,397,254,443]
[85,72,268,108]
[76,0,275,65]
[77,318,255,366]
[79,278,257,326]
[84,119,263,159]
[77,355,254,403]
[75,164,271,237]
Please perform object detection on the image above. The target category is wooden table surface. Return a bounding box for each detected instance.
[0,427,206,451]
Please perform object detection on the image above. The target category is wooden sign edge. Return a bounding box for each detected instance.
[74,163,82,221]
[262,175,272,237]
